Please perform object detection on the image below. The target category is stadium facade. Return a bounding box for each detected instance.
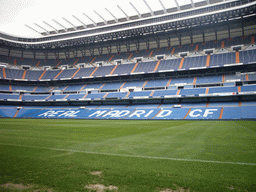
[0,0,256,120]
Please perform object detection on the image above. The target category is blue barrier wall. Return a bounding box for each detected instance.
[1,106,255,120]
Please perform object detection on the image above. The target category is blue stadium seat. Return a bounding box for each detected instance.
[0,108,18,117]
[5,69,24,79]
[208,86,238,94]
[15,108,43,118]
[0,94,20,100]
[112,63,135,75]
[0,84,10,91]
[123,81,145,88]
[169,77,194,85]
[25,70,44,81]
[221,107,241,119]
[134,61,157,73]
[93,65,115,76]
[72,67,96,78]
[145,79,169,88]
[66,94,85,100]
[182,56,207,69]
[41,70,60,80]
[196,75,222,84]
[105,92,127,98]
[65,85,85,92]
[101,82,124,90]
[129,91,152,98]
[241,106,256,119]
[157,59,181,71]
[179,88,206,96]
[153,89,177,97]
[241,85,256,92]
[56,69,77,79]
[22,95,49,101]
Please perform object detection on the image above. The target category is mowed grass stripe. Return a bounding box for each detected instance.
[1,119,255,164]
[0,142,255,166]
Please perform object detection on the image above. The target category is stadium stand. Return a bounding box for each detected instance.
[0,0,256,119]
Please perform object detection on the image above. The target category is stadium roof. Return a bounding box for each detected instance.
[0,0,226,38]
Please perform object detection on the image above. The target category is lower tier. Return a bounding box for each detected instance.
[1,103,256,120]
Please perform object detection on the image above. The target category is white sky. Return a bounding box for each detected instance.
[0,0,205,38]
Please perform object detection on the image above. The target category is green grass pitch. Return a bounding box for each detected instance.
[0,119,255,192]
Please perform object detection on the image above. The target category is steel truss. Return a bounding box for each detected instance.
[0,2,255,60]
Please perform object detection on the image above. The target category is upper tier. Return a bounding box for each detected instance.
[0,35,255,82]
[1,35,255,67]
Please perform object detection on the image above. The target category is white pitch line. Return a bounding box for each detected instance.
[48,152,74,159]
[0,142,255,166]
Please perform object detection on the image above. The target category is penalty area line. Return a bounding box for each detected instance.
[0,142,255,166]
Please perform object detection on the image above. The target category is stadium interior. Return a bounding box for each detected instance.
[0,0,256,120]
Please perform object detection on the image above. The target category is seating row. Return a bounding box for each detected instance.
[0,85,255,101]
[0,74,255,92]
[0,49,255,81]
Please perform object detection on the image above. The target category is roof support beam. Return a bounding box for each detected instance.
[201,29,205,43]
[188,29,193,45]
[166,34,171,48]
[21,49,24,59]
[83,13,97,26]
[55,51,59,60]
[8,49,11,57]
[107,44,112,54]
[174,0,180,11]
[34,23,50,34]
[72,15,87,28]
[117,5,130,20]
[143,0,154,16]
[98,46,103,56]
[241,16,245,37]
[191,0,195,8]
[94,10,107,24]
[125,41,130,53]
[43,21,58,33]
[32,51,36,60]
[44,51,49,60]
[25,24,42,36]
[130,2,141,18]
[52,19,68,32]
[116,42,121,54]
[159,0,167,13]
[81,48,86,57]
[206,0,210,5]
[62,17,77,29]
[105,8,118,22]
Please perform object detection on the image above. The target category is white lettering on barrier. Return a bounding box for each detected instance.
[38,110,64,117]
[37,108,219,119]
[189,109,202,118]
[203,109,218,117]
[129,110,146,118]
[38,110,80,118]
[103,110,120,118]
[89,110,108,118]
[189,109,218,118]
[58,111,80,117]
[114,110,130,118]
[156,110,172,118]
[144,110,154,118]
